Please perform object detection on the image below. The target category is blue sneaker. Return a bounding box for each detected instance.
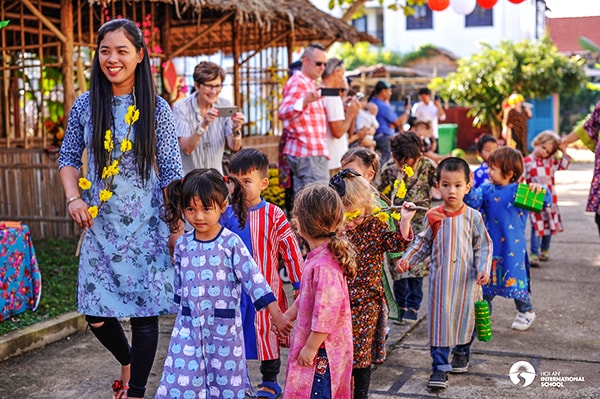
[404,308,418,324]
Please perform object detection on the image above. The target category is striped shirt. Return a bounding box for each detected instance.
[220,199,304,360]
[402,205,492,347]
[279,71,328,158]
[173,94,234,174]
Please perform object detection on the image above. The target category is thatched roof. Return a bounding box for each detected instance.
[88,0,378,56]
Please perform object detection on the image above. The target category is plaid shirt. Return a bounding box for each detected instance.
[524,153,571,236]
[278,71,328,158]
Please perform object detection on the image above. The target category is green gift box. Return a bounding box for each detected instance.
[514,183,545,213]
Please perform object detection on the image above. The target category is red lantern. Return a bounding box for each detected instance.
[428,0,450,11]
[477,0,498,8]
[507,0,526,3]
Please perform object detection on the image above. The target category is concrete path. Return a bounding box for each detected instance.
[0,162,598,399]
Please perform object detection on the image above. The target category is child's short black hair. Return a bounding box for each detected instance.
[436,157,471,183]
[390,131,423,164]
[476,134,498,153]
[228,148,269,177]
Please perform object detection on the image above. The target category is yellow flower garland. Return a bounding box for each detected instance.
[78,104,138,218]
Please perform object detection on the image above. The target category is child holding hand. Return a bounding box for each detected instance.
[155,169,292,399]
[524,131,571,265]
[396,157,492,390]
[330,169,416,398]
[220,148,304,397]
[282,184,357,398]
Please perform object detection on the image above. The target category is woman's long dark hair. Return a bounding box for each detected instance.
[90,18,156,182]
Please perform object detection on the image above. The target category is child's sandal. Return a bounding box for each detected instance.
[112,379,129,399]
[256,381,282,399]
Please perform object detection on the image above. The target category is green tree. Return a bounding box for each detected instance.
[330,0,425,21]
[329,42,404,70]
[430,36,586,136]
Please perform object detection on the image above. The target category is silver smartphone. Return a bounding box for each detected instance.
[213,106,238,117]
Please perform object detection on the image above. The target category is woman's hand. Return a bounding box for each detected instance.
[231,112,245,131]
[203,107,218,127]
[68,199,93,229]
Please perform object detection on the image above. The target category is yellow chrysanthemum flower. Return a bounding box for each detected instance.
[391,211,402,220]
[397,180,407,199]
[344,209,362,222]
[120,138,133,152]
[99,189,113,202]
[88,205,98,218]
[125,105,140,125]
[104,129,114,151]
[382,185,391,196]
[372,206,381,214]
[377,212,390,223]
[403,164,414,177]
[78,177,92,190]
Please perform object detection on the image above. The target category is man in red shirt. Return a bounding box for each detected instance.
[278,43,329,194]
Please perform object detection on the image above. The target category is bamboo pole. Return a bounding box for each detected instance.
[170,12,235,58]
[21,0,68,43]
[61,0,75,133]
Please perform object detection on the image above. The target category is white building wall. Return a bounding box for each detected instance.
[310,0,539,58]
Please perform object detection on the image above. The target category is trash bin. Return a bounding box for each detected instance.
[437,123,458,155]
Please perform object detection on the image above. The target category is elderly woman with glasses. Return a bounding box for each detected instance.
[174,61,246,174]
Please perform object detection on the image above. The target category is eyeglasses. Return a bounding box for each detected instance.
[200,83,223,91]
[305,58,326,68]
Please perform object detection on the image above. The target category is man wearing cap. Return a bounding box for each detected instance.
[411,87,446,152]
[278,43,330,194]
[369,80,409,165]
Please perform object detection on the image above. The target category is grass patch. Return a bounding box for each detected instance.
[0,238,79,336]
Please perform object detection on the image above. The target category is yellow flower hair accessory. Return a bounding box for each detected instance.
[344,209,362,222]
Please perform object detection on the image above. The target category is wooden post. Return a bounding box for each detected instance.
[61,0,75,126]
[232,15,241,115]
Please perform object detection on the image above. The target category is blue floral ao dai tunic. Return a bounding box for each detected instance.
[465,182,551,300]
[58,92,183,317]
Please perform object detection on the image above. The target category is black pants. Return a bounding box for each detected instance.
[260,358,281,382]
[86,315,159,398]
[596,213,600,240]
[352,366,372,399]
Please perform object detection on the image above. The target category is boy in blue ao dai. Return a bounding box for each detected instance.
[465,147,551,332]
